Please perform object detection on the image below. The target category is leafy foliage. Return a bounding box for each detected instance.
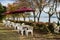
[0,3,6,21]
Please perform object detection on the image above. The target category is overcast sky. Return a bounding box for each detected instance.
[0,0,15,6]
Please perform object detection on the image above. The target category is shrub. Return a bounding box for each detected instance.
[48,23,54,33]
[39,24,48,33]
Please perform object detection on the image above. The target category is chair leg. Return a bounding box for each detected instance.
[31,32,33,36]
[21,31,24,36]
[31,31,33,36]
[14,27,17,30]
[14,27,16,30]
[17,30,20,33]
[5,24,8,27]
[26,32,28,36]
[27,32,28,36]
[17,30,19,33]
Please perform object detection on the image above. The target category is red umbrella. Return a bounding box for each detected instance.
[4,7,35,15]
[4,11,12,15]
[12,7,35,13]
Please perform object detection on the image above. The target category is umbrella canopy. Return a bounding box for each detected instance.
[4,11,12,14]
[12,7,35,13]
[4,7,35,15]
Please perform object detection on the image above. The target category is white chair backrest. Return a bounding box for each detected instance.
[22,23,25,25]
[28,27,33,30]
[2,20,6,23]
[2,20,7,25]
[15,17,17,21]
[55,26,60,30]
[53,22,57,28]
[17,18,20,21]
[11,22,15,25]
[15,23,20,27]
[11,22,15,27]
[7,21,10,23]
[3,20,11,27]
[17,25,23,30]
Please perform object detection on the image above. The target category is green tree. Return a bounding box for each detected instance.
[0,3,6,21]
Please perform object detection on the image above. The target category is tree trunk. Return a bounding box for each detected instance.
[13,16,15,21]
[38,17,40,22]
[28,17,30,22]
[46,14,52,34]
[33,12,35,22]
[57,20,59,26]
[38,10,41,22]
[24,17,25,21]
[49,15,51,23]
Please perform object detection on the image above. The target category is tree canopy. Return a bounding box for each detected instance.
[0,3,6,21]
[0,3,6,14]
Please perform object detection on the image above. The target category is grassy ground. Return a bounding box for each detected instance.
[0,25,20,40]
[0,23,60,40]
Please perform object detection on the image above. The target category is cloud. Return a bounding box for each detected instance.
[0,0,15,6]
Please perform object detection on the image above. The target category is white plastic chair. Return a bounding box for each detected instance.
[2,20,7,26]
[5,20,11,28]
[15,17,17,21]
[54,26,60,33]
[10,22,20,30]
[10,22,17,30]
[17,26,24,36]
[10,22,18,29]
[53,22,60,33]
[17,18,20,21]
[16,24,24,36]
[21,23,25,25]
[25,27,33,36]
[15,23,21,29]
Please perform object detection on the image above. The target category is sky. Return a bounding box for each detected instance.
[0,0,15,6]
[0,0,60,12]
